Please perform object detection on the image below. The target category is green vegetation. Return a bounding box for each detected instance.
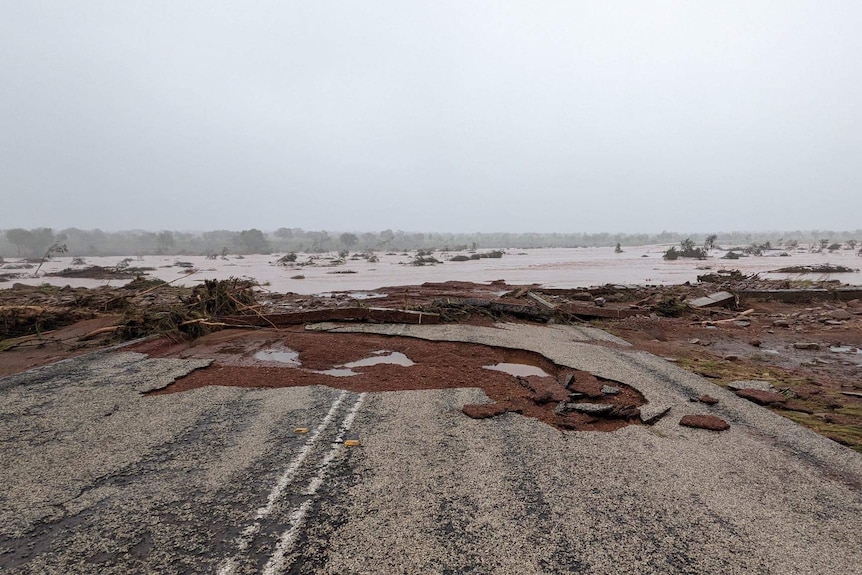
[742,241,772,256]
[704,234,717,250]
[275,252,298,265]
[2,228,862,258]
[663,238,706,260]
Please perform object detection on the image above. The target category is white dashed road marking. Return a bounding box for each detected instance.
[217,391,365,575]
[262,392,365,575]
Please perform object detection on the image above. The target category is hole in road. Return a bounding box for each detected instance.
[138,331,647,432]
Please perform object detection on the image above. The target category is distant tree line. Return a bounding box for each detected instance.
[1,227,860,258]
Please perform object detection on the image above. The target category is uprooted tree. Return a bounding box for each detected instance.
[33,242,68,276]
[664,238,706,260]
[704,234,718,251]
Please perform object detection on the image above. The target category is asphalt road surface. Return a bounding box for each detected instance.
[1,323,861,574]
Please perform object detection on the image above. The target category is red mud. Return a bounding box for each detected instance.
[4,277,859,447]
[735,388,787,406]
[679,414,730,431]
[131,328,646,432]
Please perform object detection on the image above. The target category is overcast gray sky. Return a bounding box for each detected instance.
[1,1,860,233]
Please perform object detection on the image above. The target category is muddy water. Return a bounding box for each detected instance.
[3,246,861,294]
[316,351,416,377]
[344,351,415,368]
[483,363,552,378]
[253,348,301,365]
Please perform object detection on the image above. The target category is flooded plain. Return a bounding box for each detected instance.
[2,245,861,294]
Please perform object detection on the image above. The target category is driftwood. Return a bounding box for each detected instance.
[0,305,48,313]
[700,309,755,326]
[559,303,641,319]
[79,325,123,341]
[178,318,232,328]
[453,298,552,321]
[220,307,440,327]
[527,291,558,311]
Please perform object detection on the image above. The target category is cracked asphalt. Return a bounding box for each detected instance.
[1,323,861,574]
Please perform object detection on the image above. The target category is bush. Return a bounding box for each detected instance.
[665,239,706,260]
[275,252,297,265]
[412,255,440,266]
[743,242,771,256]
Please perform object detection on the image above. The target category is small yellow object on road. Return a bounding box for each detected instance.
[344,439,361,447]
[293,427,309,434]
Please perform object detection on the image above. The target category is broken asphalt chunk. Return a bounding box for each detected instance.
[639,404,671,424]
[728,380,774,392]
[688,291,735,309]
[561,402,614,415]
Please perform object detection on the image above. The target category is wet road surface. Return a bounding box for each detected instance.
[2,323,861,574]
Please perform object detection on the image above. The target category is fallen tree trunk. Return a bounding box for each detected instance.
[558,303,642,319]
[220,307,440,327]
[452,298,552,321]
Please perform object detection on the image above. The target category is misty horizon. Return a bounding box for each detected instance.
[3,224,862,236]
[3,2,861,232]
[2,225,861,260]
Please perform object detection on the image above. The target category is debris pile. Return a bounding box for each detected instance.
[770,264,858,274]
[122,277,259,339]
[49,265,155,279]
[0,277,261,346]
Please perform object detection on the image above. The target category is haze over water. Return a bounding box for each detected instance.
[6,246,861,295]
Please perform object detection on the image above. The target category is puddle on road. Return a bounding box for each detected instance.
[483,362,551,378]
[317,368,360,377]
[253,348,301,366]
[250,347,414,377]
[316,351,416,377]
[345,351,415,368]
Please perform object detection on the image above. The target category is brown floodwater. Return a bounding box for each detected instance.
[3,245,861,294]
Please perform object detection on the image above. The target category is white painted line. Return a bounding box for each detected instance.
[216,390,348,575]
[260,500,312,575]
[254,390,348,520]
[262,393,366,575]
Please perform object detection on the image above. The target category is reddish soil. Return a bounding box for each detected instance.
[2,278,860,449]
[734,388,787,405]
[679,414,730,431]
[131,328,645,432]
[0,315,123,378]
[601,297,862,451]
